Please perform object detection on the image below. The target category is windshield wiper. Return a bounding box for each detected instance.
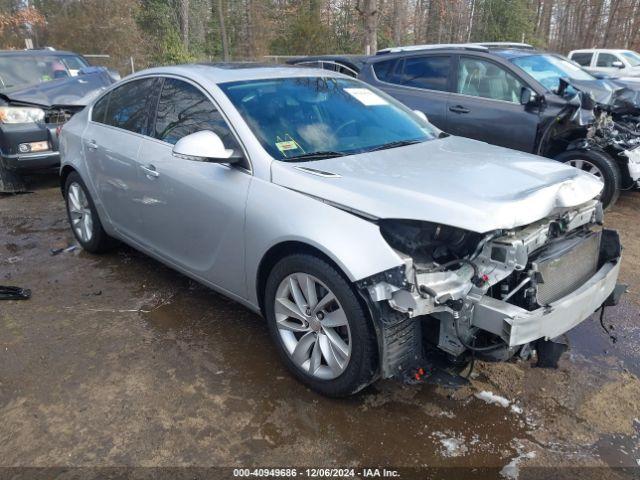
[367,139,422,152]
[283,151,346,162]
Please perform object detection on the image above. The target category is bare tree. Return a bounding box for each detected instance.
[179,0,189,47]
[357,0,378,54]
[217,0,229,60]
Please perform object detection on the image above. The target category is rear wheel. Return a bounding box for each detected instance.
[264,254,378,397]
[555,149,620,208]
[64,172,115,253]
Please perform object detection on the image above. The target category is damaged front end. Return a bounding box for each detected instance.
[543,78,640,187]
[358,201,623,379]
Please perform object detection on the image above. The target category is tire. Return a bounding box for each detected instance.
[555,149,621,209]
[264,253,378,397]
[0,163,26,193]
[64,172,116,253]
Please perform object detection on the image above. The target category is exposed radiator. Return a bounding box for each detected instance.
[533,232,601,305]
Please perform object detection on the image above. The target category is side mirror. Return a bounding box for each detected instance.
[520,87,535,105]
[413,110,428,122]
[172,130,238,163]
[612,60,625,69]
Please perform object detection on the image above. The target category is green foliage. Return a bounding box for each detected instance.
[471,0,534,43]
[269,1,335,55]
[137,0,193,65]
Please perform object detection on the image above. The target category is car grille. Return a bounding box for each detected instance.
[533,232,601,305]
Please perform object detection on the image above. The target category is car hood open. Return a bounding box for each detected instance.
[271,136,603,233]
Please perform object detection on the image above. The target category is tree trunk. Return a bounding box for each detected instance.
[179,0,189,48]
[358,0,378,54]
[217,0,229,61]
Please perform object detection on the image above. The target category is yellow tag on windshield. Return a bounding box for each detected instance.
[276,140,300,153]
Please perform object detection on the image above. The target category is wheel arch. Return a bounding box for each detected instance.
[60,165,77,195]
[255,240,354,317]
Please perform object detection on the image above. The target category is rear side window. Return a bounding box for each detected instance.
[91,94,109,123]
[397,56,451,91]
[153,78,238,149]
[104,78,156,134]
[571,52,593,66]
[372,59,398,81]
[596,53,620,67]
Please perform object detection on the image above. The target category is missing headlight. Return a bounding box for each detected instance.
[378,219,482,265]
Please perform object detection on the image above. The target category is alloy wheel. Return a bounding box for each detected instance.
[274,273,352,380]
[568,158,604,182]
[67,182,93,243]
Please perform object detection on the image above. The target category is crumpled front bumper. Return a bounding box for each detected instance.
[472,256,621,347]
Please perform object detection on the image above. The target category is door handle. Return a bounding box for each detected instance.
[449,105,470,114]
[140,164,159,179]
[86,139,98,151]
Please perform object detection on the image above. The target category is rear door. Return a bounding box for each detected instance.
[82,77,158,241]
[445,55,538,153]
[570,51,595,72]
[135,77,252,295]
[364,55,452,130]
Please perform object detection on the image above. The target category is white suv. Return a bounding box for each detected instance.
[568,49,640,77]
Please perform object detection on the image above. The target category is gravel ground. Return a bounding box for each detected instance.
[1,174,638,479]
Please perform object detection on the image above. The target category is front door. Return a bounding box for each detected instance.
[446,56,539,153]
[136,77,252,296]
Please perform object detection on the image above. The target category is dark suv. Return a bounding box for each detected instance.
[292,43,640,207]
[0,49,118,192]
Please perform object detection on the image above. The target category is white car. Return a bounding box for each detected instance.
[568,49,640,77]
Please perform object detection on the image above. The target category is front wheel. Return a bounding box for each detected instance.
[555,149,621,209]
[264,254,379,397]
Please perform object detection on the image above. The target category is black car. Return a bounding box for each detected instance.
[0,49,118,192]
[291,43,640,207]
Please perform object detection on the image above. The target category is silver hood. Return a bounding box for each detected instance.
[271,136,603,233]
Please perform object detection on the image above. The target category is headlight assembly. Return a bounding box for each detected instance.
[0,106,45,124]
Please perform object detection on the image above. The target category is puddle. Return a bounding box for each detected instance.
[139,287,530,468]
[567,300,640,377]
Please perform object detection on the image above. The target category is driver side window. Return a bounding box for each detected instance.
[153,77,239,150]
[457,57,524,103]
[596,53,620,67]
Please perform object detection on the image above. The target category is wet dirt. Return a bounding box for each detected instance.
[1,175,639,477]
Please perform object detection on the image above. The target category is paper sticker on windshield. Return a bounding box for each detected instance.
[276,139,300,153]
[344,88,388,106]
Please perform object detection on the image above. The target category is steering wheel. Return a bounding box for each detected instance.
[335,119,357,136]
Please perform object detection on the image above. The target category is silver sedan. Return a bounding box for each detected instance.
[60,65,621,396]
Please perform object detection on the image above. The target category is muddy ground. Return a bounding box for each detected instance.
[1,175,639,479]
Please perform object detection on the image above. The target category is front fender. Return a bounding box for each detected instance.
[244,178,403,306]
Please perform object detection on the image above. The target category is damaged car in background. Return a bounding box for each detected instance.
[290,43,640,208]
[59,65,624,397]
[0,49,119,192]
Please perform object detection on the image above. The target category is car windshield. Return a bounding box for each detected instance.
[219,77,438,161]
[0,54,88,91]
[621,51,640,67]
[511,54,594,93]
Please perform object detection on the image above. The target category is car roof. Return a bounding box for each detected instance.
[0,49,81,57]
[127,63,350,84]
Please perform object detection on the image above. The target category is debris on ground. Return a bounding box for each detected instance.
[50,245,78,256]
[0,285,31,300]
[475,390,510,408]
